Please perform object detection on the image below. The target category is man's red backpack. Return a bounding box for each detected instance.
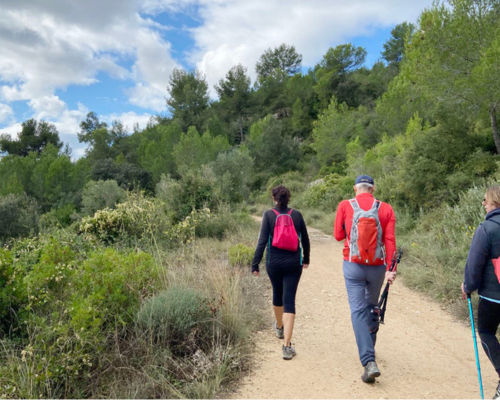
[271,209,299,251]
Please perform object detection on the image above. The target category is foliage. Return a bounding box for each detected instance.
[156,169,220,223]
[81,179,126,215]
[228,244,254,268]
[136,287,212,353]
[79,191,168,245]
[0,119,62,157]
[255,43,303,82]
[166,68,210,133]
[246,116,301,187]
[0,194,39,242]
[172,126,230,173]
[381,22,416,67]
[214,64,253,143]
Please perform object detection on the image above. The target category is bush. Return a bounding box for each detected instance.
[0,194,39,242]
[228,244,254,267]
[301,173,353,210]
[156,169,220,222]
[136,286,212,354]
[78,191,169,245]
[81,179,126,215]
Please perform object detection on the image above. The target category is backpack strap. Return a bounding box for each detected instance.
[272,209,280,216]
[370,199,381,211]
[287,209,293,215]
[349,198,361,211]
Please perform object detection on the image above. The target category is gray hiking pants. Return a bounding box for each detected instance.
[343,261,386,366]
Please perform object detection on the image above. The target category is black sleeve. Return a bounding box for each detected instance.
[251,211,270,273]
[299,213,310,265]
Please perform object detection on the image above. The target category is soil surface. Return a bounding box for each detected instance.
[232,225,498,399]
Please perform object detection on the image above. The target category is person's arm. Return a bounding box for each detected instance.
[463,224,489,293]
[333,202,346,241]
[300,215,310,266]
[382,205,396,269]
[251,212,270,274]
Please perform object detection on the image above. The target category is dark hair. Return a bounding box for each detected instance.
[271,185,291,209]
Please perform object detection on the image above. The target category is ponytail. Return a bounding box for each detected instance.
[271,185,291,209]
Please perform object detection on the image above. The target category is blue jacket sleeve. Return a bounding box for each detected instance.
[463,224,489,293]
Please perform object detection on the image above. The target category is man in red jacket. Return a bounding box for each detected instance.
[334,175,396,383]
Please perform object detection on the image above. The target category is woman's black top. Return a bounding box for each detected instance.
[251,207,310,273]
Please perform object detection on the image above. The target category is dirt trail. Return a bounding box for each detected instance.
[232,225,498,399]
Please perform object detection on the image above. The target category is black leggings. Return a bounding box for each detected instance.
[266,264,302,314]
[478,297,500,378]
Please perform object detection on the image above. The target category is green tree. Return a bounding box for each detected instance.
[314,44,367,109]
[404,0,500,151]
[0,194,39,241]
[166,68,210,133]
[255,43,303,83]
[311,98,368,169]
[214,64,253,143]
[382,22,416,68]
[172,127,230,173]
[137,123,182,183]
[81,180,126,215]
[246,116,301,186]
[0,119,62,157]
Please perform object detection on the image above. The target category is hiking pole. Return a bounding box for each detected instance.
[378,247,404,324]
[467,293,484,399]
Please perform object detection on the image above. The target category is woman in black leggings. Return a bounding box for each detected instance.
[252,185,310,360]
[462,185,500,399]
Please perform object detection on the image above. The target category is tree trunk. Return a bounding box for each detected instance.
[491,105,500,154]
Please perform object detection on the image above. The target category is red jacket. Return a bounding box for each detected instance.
[334,192,396,269]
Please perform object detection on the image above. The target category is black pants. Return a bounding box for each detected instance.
[478,297,500,378]
[266,264,302,314]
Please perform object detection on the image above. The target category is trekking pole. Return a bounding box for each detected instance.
[378,247,404,324]
[467,293,484,399]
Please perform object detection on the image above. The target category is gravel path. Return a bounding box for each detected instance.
[232,225,498,399]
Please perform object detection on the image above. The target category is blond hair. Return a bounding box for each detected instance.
[485,185,500,208]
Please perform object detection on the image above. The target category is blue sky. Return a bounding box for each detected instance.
[0,0,434,159]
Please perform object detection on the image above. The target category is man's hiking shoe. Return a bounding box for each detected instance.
[361,361,381,383]
[274,322,284,339]
[282,344,296,360]
[493,380,500,400]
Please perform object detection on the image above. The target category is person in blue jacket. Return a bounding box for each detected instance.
[462,185,500,400]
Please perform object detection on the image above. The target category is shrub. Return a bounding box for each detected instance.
[0,194,39,241]
[78,191,169,245]
[302,173,353,210]
[228,244,254,268]
[81,179,126,215]
[136,286,212,354]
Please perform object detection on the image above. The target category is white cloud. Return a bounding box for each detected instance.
[0,103,14,124]
[0,0,177,107]
[184,0,434,89]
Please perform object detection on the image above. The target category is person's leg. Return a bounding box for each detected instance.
[273,306,284,329]
[343,261,375,366]
[364,265,386,347]
[477,297,500,379]
[266,265,284,331]
[283,313,295,347]
[282,266,302,347]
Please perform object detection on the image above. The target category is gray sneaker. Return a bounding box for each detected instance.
[493,381,500,400]
[274,322,284,339]
[361,361,381,383]
[282,344,296,360]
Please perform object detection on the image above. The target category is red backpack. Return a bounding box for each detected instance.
[349,199,384,264]
[271,209,299,251]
